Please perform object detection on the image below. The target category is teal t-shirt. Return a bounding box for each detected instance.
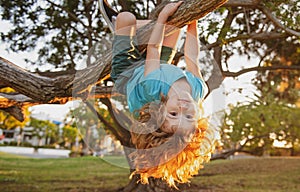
[126,64,208,113]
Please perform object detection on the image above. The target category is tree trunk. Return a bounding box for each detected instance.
[120,175,195,192]
[83,126,91,156]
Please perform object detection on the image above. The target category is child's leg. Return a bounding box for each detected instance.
[162,30,181,50]
[111,12,141,82]
[115,12,137,36]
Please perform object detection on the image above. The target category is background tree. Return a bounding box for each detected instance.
[0,0,159,71]
[61,124,80,149]
[221,100,300,158]
[29,117,59,146]
[221,35,300,157]
[1,0,300,191]
[63,100,116,155]
[0,0,105,70]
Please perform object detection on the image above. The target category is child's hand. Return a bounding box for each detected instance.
[157,1,183,24]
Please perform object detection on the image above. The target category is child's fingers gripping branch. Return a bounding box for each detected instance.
[157,1,183,23]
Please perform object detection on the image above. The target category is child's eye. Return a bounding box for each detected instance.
[186,115,194,119]
[169,112,178,116]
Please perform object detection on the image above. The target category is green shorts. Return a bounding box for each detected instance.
[111,35,176,94]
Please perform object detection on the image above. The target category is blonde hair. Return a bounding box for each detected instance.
[129,98,216,188]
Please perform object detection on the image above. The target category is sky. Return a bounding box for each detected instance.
[0,18,258,122]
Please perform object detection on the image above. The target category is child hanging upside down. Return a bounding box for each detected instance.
[100,0,216,188]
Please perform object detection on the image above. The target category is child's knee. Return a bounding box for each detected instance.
[115,12,136,35]
[116,12,136,27]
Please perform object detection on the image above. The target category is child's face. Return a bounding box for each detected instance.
[163,92,199,135]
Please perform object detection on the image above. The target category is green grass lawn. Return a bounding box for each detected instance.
[0,152,299,192]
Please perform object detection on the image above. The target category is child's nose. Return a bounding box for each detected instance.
[178,101,188,110]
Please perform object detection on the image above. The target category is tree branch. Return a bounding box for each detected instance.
[100,98,132,128]
[139,0,228,45]
[207,8,236,91]
[210,132,271,160]
[205,32,289,50]
[0,82,115,105]
[224,1,300,37]
[0,57,74,102]
[100,98,133,146]
[84,100,125,143]
[0,106,25,122]
[223,65,300,77]
[258,5,300,37]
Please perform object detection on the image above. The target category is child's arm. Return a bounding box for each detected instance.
[144,2,183,76]
[184,20,204,80]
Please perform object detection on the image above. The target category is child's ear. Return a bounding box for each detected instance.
[157,104,166,126]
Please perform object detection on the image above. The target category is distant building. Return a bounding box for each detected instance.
[0,113,63,147]
[0,129,5,144]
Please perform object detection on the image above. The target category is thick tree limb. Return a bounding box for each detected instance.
[0,57,75,102]
[141,0,228,45]
[0,82,8,89]
[0,0,228,117]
